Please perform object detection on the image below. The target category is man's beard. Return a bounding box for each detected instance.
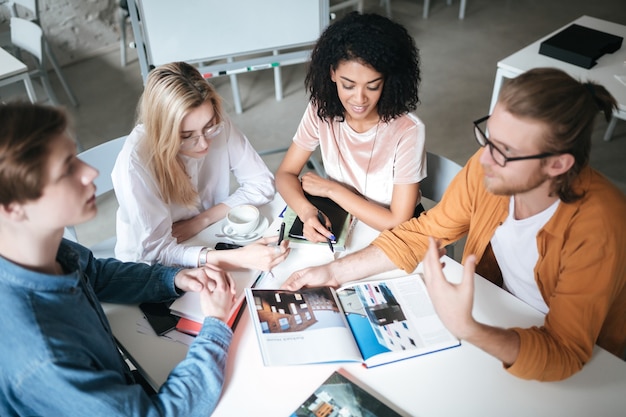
[483,166,551,196]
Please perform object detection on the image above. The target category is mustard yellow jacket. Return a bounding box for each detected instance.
[373,150,626,381]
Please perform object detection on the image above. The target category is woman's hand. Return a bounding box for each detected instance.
[172,215,206,243]
[229,237,291,271]
[301,171,335,198]
[173,264,236,322]
[297,205,331,243]
[172,203,228,243]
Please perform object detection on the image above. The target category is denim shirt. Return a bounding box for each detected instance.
[0,239,232,417]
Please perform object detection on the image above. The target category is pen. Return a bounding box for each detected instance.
[277,221,285,245]
[317,210,334,253]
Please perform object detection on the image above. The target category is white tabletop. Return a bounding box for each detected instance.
[106,195,626,416]
[0,47,28,78]
[491,15,626,113]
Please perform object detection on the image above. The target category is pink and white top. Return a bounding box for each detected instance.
[293,102,427,207]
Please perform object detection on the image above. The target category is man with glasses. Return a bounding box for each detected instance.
[282,68,626,381]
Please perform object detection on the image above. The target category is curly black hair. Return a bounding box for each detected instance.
[305,12,421,123]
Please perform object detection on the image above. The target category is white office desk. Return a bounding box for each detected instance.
[0,46,37,103]
[489,15,626,141]
[106,196,626,416]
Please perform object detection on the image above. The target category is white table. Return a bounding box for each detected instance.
[489,15,626,141]
[0,46,37,103]
[106,195,626,416]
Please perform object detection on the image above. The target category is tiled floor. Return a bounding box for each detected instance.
[2,0,625,245]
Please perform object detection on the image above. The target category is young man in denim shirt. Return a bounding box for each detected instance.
[0,102,236,416]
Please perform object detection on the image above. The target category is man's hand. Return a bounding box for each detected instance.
[421,236,478,340]
[422,236,521,365]
[174,265,236,322]
[282,245,395,291]
[281,264,340,290]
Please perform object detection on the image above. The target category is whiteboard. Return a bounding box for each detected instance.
[137,0,328,66]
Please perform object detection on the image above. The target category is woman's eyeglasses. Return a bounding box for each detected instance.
[180,122,223,150]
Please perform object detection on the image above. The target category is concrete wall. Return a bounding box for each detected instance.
[0,0,123,66]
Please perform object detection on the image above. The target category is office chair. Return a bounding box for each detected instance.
[118,0,131,67]
[329,0,364,16]
[0,45,38,102]
[9,17,58,104]
[423,0,468,19]
[64,136,127,259]
[5,0,79,106]
[421,151,463,203]
[420,151,463,259]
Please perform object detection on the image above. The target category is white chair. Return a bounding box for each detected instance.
[379,0,392,18]
[0,45,38,102]
[118,0,131,67]
[6,1,79,107]
[9,17,58,103]
[420,151,463,258]
[64,136,127,259]
[423,0,468,19]
[329,0,364,15]
[10,17,83,150]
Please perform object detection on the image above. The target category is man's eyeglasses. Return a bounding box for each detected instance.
[473,115,556,167]
[180,122,223,150]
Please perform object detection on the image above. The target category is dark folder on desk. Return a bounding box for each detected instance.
[539,24,623,69]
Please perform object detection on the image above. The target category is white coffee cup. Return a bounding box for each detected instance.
[226,204,260,235]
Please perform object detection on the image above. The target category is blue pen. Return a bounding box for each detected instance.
[317,210,334,253]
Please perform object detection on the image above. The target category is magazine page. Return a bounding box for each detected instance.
[336,273,460,368]
[245,287,362,366]
[289,368,410,417]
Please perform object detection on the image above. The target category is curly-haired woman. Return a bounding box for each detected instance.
[276,12,426,243]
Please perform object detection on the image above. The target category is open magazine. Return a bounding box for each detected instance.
[245,273,460,368]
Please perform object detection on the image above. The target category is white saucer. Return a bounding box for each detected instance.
[220,216,269,243]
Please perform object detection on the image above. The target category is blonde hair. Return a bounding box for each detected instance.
[138,62,223,206]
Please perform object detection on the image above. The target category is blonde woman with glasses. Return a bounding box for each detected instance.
[113,61,289,270]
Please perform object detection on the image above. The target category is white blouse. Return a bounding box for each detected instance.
[293,102,427,207]
[112,115,274,267]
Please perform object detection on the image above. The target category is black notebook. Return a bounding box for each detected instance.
[284,194,355,251]
[539,24,623,69]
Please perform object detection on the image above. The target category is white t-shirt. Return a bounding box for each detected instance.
[491,197,560,313]
[112,116,275,267]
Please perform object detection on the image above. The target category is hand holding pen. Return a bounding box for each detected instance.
[316,210,335,253]
[277,221,285,246]
[267,221,287,281]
